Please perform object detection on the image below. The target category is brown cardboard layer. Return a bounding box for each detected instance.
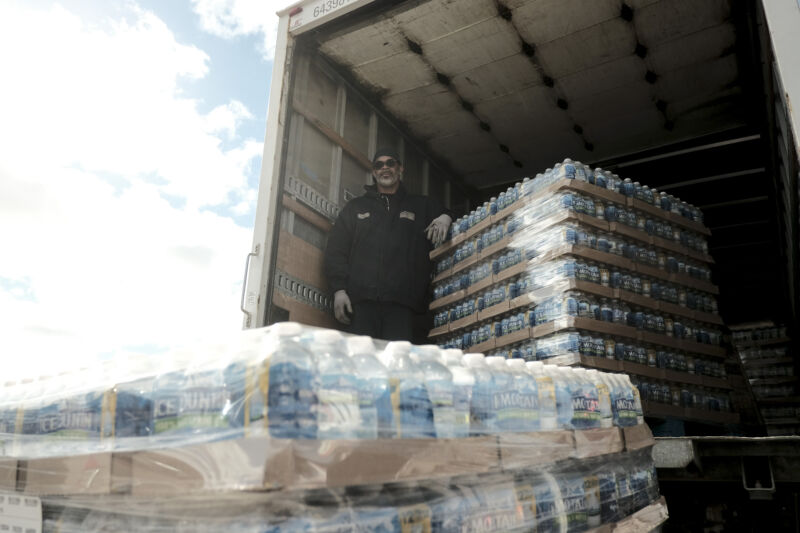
[568,179,622,204]
[497,431,575,470]
[680,340,726,358]
[493,260,529,285]
[429,233,463,260]
[450,253,478,276]
[571,317,639,339]
[574,427,623,459]
[450,313,478,331]
[651,235,685,255]
[615,289,651,309]
[657,300,689,319]
[670,273,719,295]
[509,293,534,311]
[613,496,669,533]
[694,310,724,325]
[663,369,704,386]
[432,268,452,284]
[587,524,613,533]
[581,356,623,372]
[495,327,533,349]
[21,452,131,496]
[479,235,512,260]
[575,280,614,298]
[429,289,466,310]
[478,300,510,321]
[0,459,18,490]
[472,338,497,354]
[470,214,494,238]
[634,263,663,279]
[428,325,450,338]
[573,246,632,270]
[622,424,655,451]
[609,222,645,242]
[629,198,665,220]
[576,212,609,231]
[466,275,494,296]
[622,361,664,380]
[640,331,681,350]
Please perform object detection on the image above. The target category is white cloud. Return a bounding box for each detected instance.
[0,2,263,375]
[190,0,281,60]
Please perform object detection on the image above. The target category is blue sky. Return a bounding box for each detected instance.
[0,0,292,375]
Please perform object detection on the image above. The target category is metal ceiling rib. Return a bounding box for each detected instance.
[316,0,745,189]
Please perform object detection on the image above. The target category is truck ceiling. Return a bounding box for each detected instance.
[309,0,748,189]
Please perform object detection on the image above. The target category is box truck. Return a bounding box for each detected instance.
[242,0,798,338]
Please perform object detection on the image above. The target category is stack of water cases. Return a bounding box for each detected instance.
[0,324,667,532]
[429,159,738,427]
[733,324,798,435]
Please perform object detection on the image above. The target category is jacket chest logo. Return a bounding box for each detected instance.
[399,210,415,221]
[357,212,370,219]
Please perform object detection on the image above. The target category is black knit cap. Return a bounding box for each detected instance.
[372,147,401,164]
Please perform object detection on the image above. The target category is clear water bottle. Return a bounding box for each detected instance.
[412,345,455,439]
[442,349,473,438]
[312,329,360,440]
[543,365,574,430]
[572,368,601,430]
[150,348,193,443]
[485,356,517,433]
[379,341,435,439]
[267,322,318,439]
[526,361,557,430]
[346,335,393,439]
[506,358,540,431]
[112,355,157,449]
[586,369,613,429]
[463,353,495,436]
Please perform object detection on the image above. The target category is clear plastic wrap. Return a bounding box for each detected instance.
[40,448,662,533]
[0,326,650,463]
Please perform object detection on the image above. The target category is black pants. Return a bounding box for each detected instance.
[347,301,417,342]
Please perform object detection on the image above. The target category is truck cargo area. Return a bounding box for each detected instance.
[271,0,796,329]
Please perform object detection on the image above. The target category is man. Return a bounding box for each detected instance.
[324,148,452,341]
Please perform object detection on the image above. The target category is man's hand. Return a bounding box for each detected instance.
[425,214,452,246]
[333,289,353,324]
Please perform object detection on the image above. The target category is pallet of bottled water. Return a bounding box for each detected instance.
[428,159,734,427]
[1,323,653,491]
[37,450,667,532]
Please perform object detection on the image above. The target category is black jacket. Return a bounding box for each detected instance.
[324,183,446,313]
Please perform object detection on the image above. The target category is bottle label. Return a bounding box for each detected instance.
[317,373,359,438]
[398,503,431,533]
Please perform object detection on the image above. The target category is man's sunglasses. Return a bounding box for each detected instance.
[372,158,398,170]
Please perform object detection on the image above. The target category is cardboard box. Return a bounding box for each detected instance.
[451,253,478,276]
[466,275,494,296]
[450,312,478,332]
[429,289,466,310]
[428,324,450,338]
[574,427,623,459]
[132,435,504,495]
[478,300,510,322]
[575,280,613,299]
[613,496,669,533]
[498,431,575,470]
[20,452,131,496]
[478,235,512,260]
[622,424,655,451]
[493,260,528,285]
[582,356,623,372]
[495,328,532,349]
[472,338,496,354]
[0,460,17,491]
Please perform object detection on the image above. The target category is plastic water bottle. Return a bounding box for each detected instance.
[113,355,158,449]
[559,471,589,533]
[267,322,317,439]
[412,345,455,439]
[526,362,557,430]
[506,358,540,431]
[150,349,193,442]
[586,369,613,429]
[312,330,360,440]
[177,345,232,442]
[543,366,574,430]
[346,336,393,439]
[442,350,473,438]
[571,368,601,429]
[485,356,517,433]
[584,472,602,528]
[463,354,495,436]
[379,341,435,439]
